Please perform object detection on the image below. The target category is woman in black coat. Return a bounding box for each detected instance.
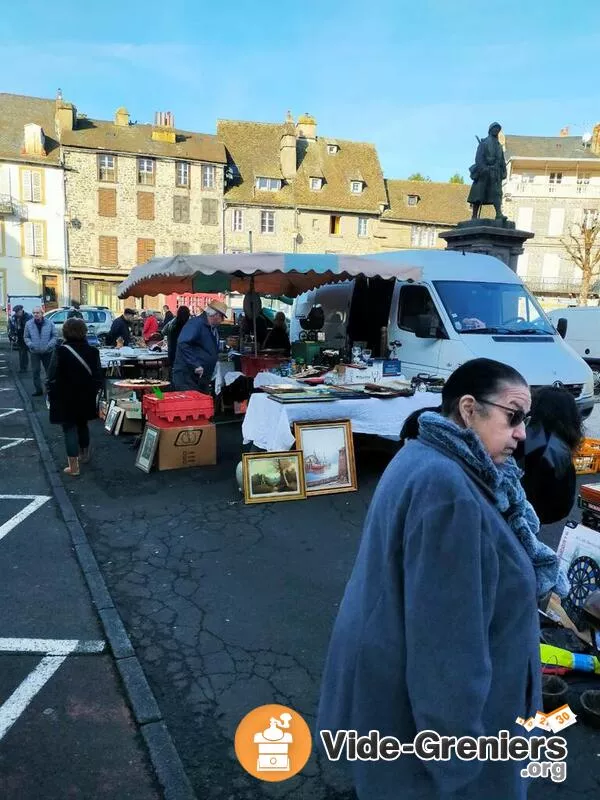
[515,385,583,524]
[166,305,191,369]
[47,318,102,476]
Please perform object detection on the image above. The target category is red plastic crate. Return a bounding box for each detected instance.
[142,390,214,423]
[241,355,287,379]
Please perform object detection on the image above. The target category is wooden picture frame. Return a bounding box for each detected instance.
[135,424,161,473]
[104,400,119,433]
[293,420,357,496]
[242,451,306,504]
[112,406,125,436]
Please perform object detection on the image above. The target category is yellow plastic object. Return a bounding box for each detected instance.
[540,643,600,674]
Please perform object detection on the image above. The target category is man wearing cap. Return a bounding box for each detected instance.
[172,300,227,394]
[8,305,32,372]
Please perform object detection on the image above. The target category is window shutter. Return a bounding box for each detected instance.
[33,223,44,255]
[99,236,118,267]
[22,170,33,202]
[137,192,155,220]
[98,189,116,217]
[32,171,42,202]
[202,199,218,225]
[137,238,155,264]
[201,199,209,225]
[24,222,35,255]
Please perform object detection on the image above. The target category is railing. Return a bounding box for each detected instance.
[524,275,587,295]
[0,195,28,219]
[508,183,600,199]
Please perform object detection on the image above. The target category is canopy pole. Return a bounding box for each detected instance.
[250,275,258,356]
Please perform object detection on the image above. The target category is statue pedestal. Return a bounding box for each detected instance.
[439,219,533,273]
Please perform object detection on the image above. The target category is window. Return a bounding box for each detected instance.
[137,158,155,186]
[577,173,591,194]
[176,162,190,188]
[516,207,534,231]
[548,208,565,236]
[97,154,116,182]
[137,238,155,264]
[350,181,363,194]
[542,253,560,278]
[330,215,341,235]
[232,208,244,232]
[519,173,535,184]
[410,225,437,248]
[21,169,43,203]
[23,221,45,257]
[201,244,218,254]
[137,191,155,220]
[357,217,368,237]
[397,285,439,333]
[98,188,116,217]
[173,196,190,223]
[173,241,190,255]
[583,208,599,228]
[327,144,339,154]
[256,177,282,191]
[98,236,118,267]
[260,210,275,234]
[517,253,529,278]
[201,198,219,226]
[201,165,216,189]
[548,172,562,192]
[310,177,323,191]
[407,194,419,206]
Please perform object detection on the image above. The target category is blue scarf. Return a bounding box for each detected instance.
[418,411,569,600]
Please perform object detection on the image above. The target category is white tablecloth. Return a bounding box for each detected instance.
[242,389,442,451]
[213,361,244,395]
[99,348,167,368]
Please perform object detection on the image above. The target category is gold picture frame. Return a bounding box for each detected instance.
[242,451,306,504]
[293,420,357,496]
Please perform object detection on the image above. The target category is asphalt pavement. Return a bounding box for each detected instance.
[5,347,600,799]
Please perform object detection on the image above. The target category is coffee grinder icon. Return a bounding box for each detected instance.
[253,713,293,771]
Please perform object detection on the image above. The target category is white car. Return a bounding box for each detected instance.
[45,306,115,338]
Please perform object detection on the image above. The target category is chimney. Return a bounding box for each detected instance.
[22,123,46,156]
[592,123,600,156]
[296,113,317,141]
[280,113,297,180]
[559,126,570,137]
[55,97,76,139]
[152,111,176,143]
[115,107,130,127]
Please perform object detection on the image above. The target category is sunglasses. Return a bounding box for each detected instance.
[477,399,531,427]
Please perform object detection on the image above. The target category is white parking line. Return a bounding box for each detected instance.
[0,438,33,451]
[0,495,51,542]
[0,638,105,655]
[0,655,68,740]
[0,408,23,419]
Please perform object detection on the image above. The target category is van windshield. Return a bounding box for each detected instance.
[433,280,555,335]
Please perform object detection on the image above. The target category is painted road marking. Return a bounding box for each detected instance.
[0,495,51,542]
[0,639,105,655]
[0,438,33,451]
[0,408,23,419]
[0,388,15,392]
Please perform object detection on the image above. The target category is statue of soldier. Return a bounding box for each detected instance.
[467,122,507,220]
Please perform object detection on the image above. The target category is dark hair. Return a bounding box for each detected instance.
[399,406,442,446]
[530,386,584,452]
[176,305,191,325]
[71,300,80,309]
[13,304,23,312]
[441,358,527,417]
[62,318,87,341]
[124,308,136,316]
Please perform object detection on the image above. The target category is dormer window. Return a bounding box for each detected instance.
[350,180,364,194]
[407,194,419,206]
[256,177,282,191]
[310,177,323,191]
[327,144,339,155]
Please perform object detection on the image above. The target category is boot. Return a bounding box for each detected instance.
[64,457,80,476]
[79,446,91,464]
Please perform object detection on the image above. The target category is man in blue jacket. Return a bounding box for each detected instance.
[24,307,57,396]
[172,300,227,393]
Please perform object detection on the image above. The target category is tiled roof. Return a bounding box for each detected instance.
[0,94,61,164]
[382,179,470,224]
[0,93,226,165]
[217,119,387,213]
[505,135,600,161]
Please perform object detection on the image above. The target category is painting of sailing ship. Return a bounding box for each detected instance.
[294,420,357,496]
[242,451,306,504]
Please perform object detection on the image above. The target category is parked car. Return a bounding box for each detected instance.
[45,306,115,340]
[546,305,600,389]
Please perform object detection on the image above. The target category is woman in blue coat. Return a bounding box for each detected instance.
[317,358,568,800]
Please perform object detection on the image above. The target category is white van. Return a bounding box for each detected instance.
[291,250,595,417]
[545,306,600,382]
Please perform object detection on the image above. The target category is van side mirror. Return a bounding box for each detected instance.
[556,318,568,339]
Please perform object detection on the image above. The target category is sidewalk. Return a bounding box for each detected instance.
[0,348,193,800]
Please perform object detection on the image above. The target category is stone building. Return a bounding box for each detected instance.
[375,180,470,250]
[217,114,387,255]
[60,103,226,308]
[0,94,68,310]
[504,127,600,304]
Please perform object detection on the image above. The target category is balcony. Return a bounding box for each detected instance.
[0,195,28,220]
[507,182,600,199]
[524,275,588,296]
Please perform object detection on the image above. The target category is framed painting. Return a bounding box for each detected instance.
[135,424,161,473]
[242,451,306,504]
[104,401,119,434]
[293,420,357,496]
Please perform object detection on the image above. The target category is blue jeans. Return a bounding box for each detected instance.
[31,351,52,393]
[62,422,90,458]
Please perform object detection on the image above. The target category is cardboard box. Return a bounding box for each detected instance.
[157,423,217,471]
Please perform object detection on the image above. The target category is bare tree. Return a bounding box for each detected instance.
[561,210,600,304]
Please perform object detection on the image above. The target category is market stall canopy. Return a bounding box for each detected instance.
[116,253,423,299]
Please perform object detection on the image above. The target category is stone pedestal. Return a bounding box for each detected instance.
[439,219,533,273]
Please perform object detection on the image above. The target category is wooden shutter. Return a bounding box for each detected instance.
[201,244,218,254]
[137,191,155,220]
[173,241,190,254]
[173,196,189,223]
[137,238,155,264]
[33,223,44,255]
[202,199,218,225]
[98,189,117,217]
[24,222,35,255]
[99,236,118,267]
[32,171,42,202]
[22,170,33,202]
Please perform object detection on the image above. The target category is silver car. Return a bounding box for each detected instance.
[45,306,115,338]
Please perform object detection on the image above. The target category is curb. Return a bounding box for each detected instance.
[12,366,198,800]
